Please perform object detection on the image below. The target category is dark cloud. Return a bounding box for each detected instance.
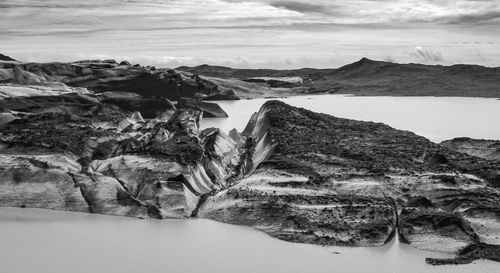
[270,1,340,15]
[444,11,500,24]
[0,3,103,9]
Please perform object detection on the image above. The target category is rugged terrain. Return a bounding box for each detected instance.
[178,58,500,98]
[1,54,500,265]
[0,90,238,218]
[3,54,500,100]
[442,138,500,161]
[196,101,500,263]
[0,58,238,101]
[2,91,500,264]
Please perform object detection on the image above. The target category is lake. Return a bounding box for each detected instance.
[201,95,500,143]
[2,207,500,273]
[1,95,500,273]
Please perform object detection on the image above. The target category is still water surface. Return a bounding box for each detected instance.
[201,95,500,143]
[1,207,500,273]
[1,95,500,273]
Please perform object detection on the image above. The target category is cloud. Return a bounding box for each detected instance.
[411,47,444,62]
[2,0,500,68]
[3,0,500,29]
[443,10,500,24]
[383,55,396,63]
[269,1,338,15]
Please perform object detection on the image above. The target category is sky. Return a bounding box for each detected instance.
[1,0,500,68]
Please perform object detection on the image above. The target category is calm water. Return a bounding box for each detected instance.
[1,95,500,273]
[1,207,500,273]
[201,95,500,143]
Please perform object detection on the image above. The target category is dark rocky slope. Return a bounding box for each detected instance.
[178,58,500,98]
[0,54,16,62]
[198,101,500,263]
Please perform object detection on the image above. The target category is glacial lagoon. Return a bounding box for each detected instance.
[2,95,500,273]
[201,95,500,143]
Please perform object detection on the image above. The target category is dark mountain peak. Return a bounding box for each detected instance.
[334,58,392,77]
[359,57,375,63]
[0,53,16,61]
[177,64,233,72]
[353,57,381,66]
[336,57,385,72]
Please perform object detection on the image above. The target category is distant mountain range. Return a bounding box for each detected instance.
[1,52,499,99]
[178,58,500,98]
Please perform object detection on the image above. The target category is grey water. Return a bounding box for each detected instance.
[1,95,500,273]
[1,207,500,273]
[201,95,500,143]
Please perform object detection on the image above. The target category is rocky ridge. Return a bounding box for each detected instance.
[0,58,238,101]
[178,58,500,98]
[3,54,500,100]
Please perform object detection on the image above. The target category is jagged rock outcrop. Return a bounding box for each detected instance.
[199,101,500,259]
[0,60,238,100]
[0,90,241,218]
[441,137,500,161]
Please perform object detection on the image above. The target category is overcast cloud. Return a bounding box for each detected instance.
[0,0,499,68]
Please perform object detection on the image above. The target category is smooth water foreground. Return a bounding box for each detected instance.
[201,95,500,143]
[1,207,500,273]
[2,95,500,273]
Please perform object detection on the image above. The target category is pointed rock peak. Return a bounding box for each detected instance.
[359,57,373,62]
[336,57,382,72]
[354,57,377,65]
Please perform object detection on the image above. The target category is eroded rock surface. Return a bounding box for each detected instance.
[198,101,500,259]
[0,60,238,100]
[0,91,240,218]
[1,90,500,264]
[442,137,500,161]
[97,91,177,119]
